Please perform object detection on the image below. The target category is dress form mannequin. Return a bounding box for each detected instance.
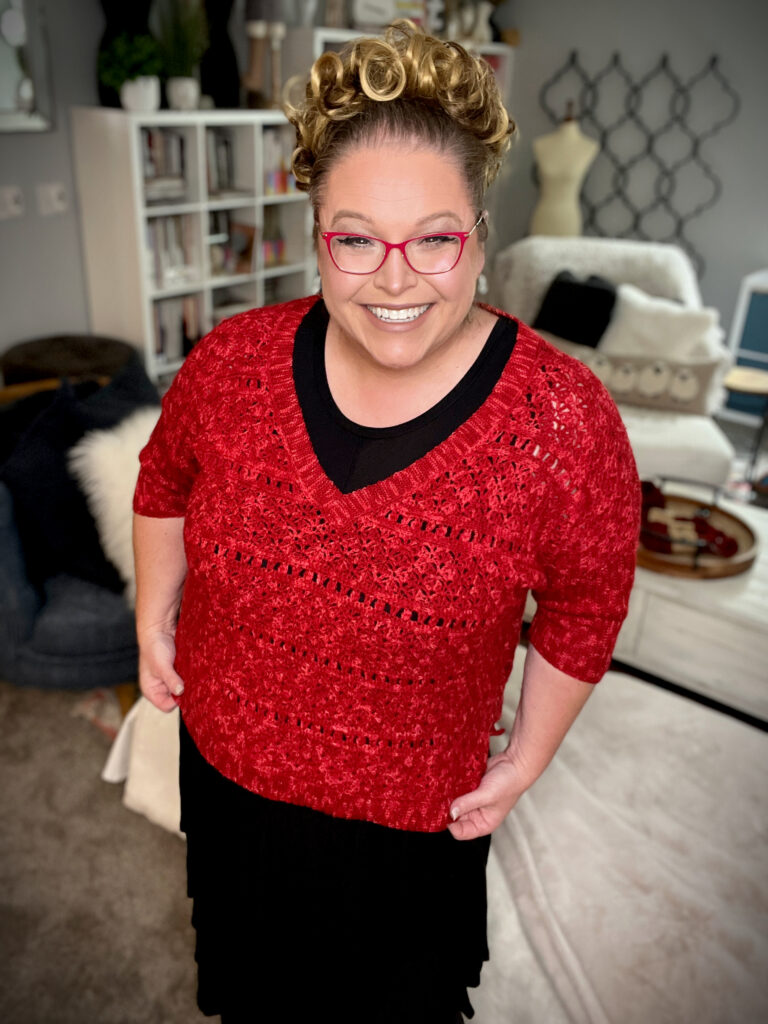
[529,106,598,236]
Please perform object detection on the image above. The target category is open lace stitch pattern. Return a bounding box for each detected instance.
[134,296,641,832]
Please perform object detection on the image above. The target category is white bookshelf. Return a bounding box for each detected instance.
[71,108,314,383]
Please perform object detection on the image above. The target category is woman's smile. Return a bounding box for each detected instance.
[364,302,433,324]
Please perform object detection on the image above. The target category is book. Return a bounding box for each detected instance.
[143,128,188,202]
[206,128,235,196]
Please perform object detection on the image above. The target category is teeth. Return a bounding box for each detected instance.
[367,304,430,323]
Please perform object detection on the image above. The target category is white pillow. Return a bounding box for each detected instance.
[536,328,732,417]
[599,283,724,360]
[68,406,160,606]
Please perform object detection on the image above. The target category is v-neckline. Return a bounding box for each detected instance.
[267,296,540,522]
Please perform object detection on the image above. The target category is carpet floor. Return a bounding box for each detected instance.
[0,681,206,1024]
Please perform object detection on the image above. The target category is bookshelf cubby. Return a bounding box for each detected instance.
[72,108,314,383]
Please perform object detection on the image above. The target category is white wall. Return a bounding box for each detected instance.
[0,0,765,354]
[491,0,768,327]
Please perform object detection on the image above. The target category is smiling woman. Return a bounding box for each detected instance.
[131,17,641,1024]
[316,144,498,419]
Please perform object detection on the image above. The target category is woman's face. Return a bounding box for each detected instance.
[317,140,485,373]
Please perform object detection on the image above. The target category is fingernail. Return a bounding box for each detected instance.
[173,684,184,696]
[450,807,459,821]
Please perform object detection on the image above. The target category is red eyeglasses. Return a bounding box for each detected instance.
[320,213,486,275]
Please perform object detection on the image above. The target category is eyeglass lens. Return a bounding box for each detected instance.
[330,234,463,274]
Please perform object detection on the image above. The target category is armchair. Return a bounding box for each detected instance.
[491,236,735,487]
[0,481,138,689]
[0,337,159,690]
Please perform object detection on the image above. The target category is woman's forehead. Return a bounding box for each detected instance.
[321,143,472,219]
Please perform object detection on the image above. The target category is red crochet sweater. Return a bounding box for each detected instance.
[134,296,641,832]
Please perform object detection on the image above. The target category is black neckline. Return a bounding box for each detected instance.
[270,296,538,522]
[311,306,511,440]
[290,299,520,494]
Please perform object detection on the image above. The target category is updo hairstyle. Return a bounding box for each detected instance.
[284,20,516,229]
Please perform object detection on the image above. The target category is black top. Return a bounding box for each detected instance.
[292,298,518,492]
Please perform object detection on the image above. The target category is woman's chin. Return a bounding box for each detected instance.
[361,338,436,373]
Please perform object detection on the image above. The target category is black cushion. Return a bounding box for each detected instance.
[81,356,160,426]
[0,361,159,592]
[532,270,617,348]
[0,385,84,466]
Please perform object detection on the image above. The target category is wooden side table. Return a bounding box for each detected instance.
[723,365,768,484]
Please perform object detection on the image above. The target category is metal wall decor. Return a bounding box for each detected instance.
[538,52,740,276]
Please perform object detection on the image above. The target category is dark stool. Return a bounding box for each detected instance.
[0,334,139,385]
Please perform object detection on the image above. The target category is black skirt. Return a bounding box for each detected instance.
[179,715,491,1023]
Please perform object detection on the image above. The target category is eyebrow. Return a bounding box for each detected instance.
[329,209,464,229]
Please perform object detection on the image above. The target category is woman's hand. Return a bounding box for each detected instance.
[138,631,185,713]
[448,644,596,840]
[448,751,529,841]
[133,515,187,713]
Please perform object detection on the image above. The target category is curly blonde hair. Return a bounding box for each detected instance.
[284,20,516,221]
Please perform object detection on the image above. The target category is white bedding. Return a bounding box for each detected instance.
[104,648,768,1023]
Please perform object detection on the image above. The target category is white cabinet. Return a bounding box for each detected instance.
[71,108,313,383]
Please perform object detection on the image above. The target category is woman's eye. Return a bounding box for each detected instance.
[418,234,460,247]
[336,235,374,248]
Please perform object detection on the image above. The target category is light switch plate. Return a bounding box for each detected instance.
[0,185,24,219]
[36,182,68,216]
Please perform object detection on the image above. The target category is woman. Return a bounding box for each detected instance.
[133,21,641,1024]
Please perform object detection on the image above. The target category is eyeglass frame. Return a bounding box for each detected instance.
[319,212,487,276]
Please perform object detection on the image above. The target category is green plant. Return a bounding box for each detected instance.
[98,33,163,91]
[155,0,209,79]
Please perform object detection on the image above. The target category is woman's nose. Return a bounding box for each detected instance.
[373,245,418,293]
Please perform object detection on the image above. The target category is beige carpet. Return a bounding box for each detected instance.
[473,653,768,1024]
[0,680,205,1024]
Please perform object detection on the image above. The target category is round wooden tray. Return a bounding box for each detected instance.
[638,492,758,579]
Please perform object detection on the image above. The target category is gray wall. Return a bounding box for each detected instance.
[0,0,766,355]
[491,0,768,327]
[0,0,103,354]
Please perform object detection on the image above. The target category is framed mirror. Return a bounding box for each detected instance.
[0,0,54,131]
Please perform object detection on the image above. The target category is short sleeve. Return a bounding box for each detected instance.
[528,385,641,684]
[133,344,207,518]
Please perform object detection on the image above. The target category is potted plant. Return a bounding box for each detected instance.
[155,0,209,111]
[98,33,163,112]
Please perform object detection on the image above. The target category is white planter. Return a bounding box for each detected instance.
[120,76,160,113]
[167,77,200,111]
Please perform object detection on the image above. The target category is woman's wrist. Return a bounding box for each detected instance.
[136,619,178,645]
[496,740,544,793]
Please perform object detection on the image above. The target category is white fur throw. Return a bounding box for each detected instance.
[491,236,703,325]
[68,406,160,606]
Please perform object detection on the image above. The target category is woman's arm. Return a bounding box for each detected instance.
[133,513,188,713]
[448,642,594,840]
